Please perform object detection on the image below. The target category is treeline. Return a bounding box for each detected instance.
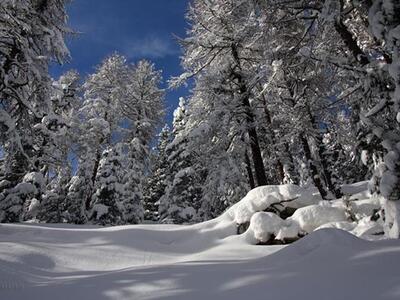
[1,0,400,237]
[0,1,164,224]
[149,0,400,238]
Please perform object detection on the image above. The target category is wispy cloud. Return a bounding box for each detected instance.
[123,36,179,59]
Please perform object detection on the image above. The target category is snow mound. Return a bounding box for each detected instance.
[296,228,364,248]
[316,221,357,232]
[289,205,347,233]
[219,181,382,244]
[227,184,320,224]
[246,212,300,243]
[272,228,365,260]
[248,212,285,242]
[341,181,370,199]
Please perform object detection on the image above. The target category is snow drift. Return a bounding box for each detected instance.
[220,181,384,243]
[0,181,397,300]
[1,223,400,300]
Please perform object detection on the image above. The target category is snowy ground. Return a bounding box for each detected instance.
[1,220,400,300]
[1,182,400,299]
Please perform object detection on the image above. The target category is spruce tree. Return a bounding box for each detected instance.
[143,125,171,221]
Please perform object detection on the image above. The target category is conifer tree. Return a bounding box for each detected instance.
[143,125,171,221]
[159,98,203,223]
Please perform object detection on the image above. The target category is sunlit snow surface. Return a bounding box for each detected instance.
[0,182,398,299]
[1,220,400,300]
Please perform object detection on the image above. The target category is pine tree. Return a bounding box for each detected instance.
[90,144,127,225]
[159,98,203,223]
[143,125,171,221]
[0,172,45,222]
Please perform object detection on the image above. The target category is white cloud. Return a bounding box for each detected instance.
[123,36,178,59]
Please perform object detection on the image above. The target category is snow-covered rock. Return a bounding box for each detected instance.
[248,212,285,243]
[216,181,383,242]
[289,205,347,233]
[228,184,321,224]
[246,212,301,244]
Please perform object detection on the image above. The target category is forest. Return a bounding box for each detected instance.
[1,1,400,299]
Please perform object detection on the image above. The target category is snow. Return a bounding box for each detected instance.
[361,149,369,165]
[289,204,347,233]
[1,181,399,298]
[248,212,285,242]
[1,223,400,300]
[228,184,321,224]
[246,212,301,243]
[348,197,380,219]
[381,197,400,238]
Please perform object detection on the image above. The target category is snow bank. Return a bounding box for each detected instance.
[227,184,321,224]
[341,181,370,199]
[246,212,300,243]
[248,212,285,242]
[1,224,400,300]
[316,218,383,240]
[219,181,382,244]
[289,204,347,233]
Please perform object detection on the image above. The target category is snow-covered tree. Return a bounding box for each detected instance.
[143,125,171,221]
[37,70,82,222]
[170,0,269,188]
[121,60,165,223]
[64,55,164,225]
[0,0,70,222]
[368,0,400,238]
[90,144,127,225]
[0,172,45,222]
[184,73,251,220]
[158,98,204,223]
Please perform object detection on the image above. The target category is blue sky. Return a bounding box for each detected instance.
[50,0,191,125]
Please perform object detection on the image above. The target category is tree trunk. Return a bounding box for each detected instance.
[317,136,343,198]
[260,90,285,184]
[301,135,329,199]
[244,98,268,186]
[305,104,342,199]
[245,150,255,189]
[231,44,268,186]
[85,149,101,210]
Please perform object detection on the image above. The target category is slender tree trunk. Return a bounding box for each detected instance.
[85,109,110,210]
[300,135,328,199]
[247,127,268,186]
[317,136,343,198]
[243,97,268,186]
[260,90,285,184]
[85,150,101,210]
[305,104,342,198]
[231,44,268,186]
[245,150,255,189]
